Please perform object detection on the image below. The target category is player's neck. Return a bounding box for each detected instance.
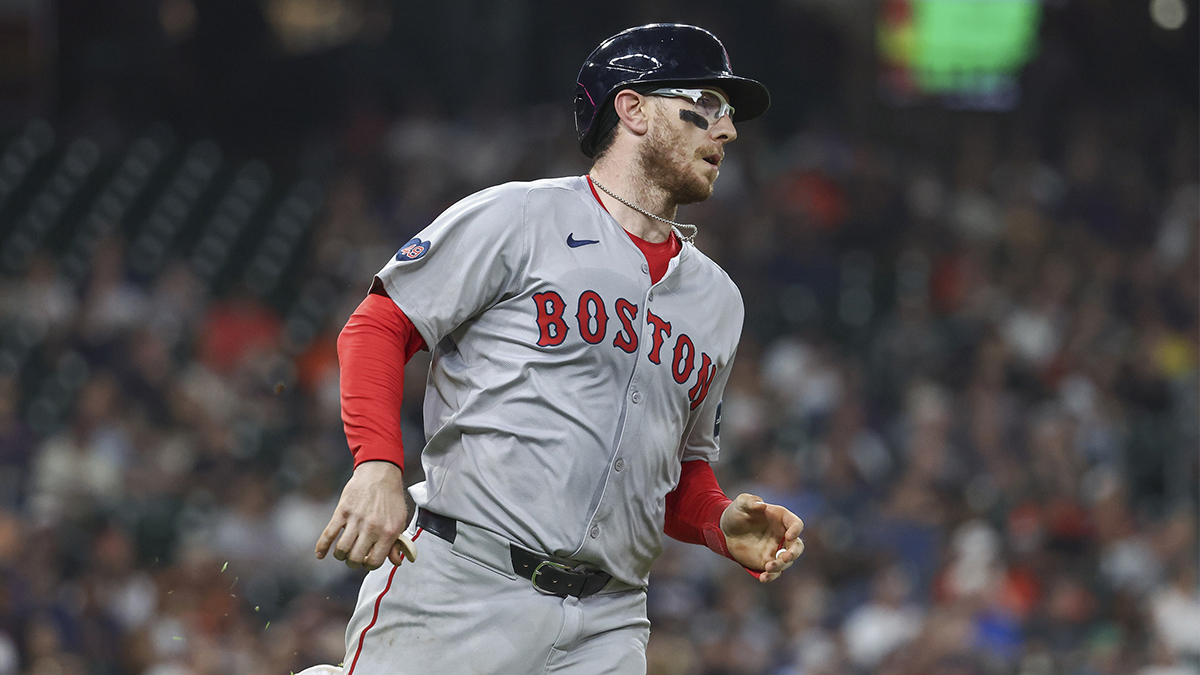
[588,164,677,244]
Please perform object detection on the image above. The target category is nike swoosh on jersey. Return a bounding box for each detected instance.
[567,233,600,248]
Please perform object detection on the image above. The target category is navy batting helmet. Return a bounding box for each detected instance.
[575,24,770,158]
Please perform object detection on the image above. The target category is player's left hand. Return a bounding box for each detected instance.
[720,493,804,583]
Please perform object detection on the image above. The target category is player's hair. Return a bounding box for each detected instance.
[591,124,620,162]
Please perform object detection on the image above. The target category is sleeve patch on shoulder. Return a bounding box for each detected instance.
[396,237,431,261]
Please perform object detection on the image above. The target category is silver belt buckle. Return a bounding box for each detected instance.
[530,559,572,595]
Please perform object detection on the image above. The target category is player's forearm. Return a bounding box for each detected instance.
[337,290,427,469]
[663,459,733,557]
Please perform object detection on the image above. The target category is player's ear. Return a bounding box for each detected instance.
[613,89,651,136]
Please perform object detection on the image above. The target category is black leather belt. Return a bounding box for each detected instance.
[415,509,613,599]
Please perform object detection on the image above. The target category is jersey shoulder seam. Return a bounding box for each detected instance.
[687,249,743,304]
[524,180,591,209]
[683,248,745,344]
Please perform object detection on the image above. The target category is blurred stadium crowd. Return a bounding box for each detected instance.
[0,2,1197,675]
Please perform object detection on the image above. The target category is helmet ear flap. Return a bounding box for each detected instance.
[574,83,596,129]
[575,82,599,158]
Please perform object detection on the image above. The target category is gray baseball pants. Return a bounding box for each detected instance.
[332,514,650,675]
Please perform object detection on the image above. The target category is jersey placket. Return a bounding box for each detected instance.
[575,245,690,559]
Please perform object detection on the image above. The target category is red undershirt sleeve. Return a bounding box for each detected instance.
[664,459,735,559]
[337,286,428,471]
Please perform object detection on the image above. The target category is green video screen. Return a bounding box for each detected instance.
[879,0,1043,106]
[914,0,1041,91]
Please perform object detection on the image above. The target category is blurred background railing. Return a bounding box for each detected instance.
[0,1,1195,674]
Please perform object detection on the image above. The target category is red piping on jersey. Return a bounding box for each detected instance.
[346,527,423,675]
[586,175,609,213]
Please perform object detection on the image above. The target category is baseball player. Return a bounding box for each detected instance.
[302,24,804,675]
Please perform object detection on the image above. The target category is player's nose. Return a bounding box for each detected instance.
[712,115,737,144]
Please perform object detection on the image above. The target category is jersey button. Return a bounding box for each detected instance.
[648,291,655,301]
[614,459,624,471]
[641,262,649,274]
[590,526,600,539]
[630,391,641,404]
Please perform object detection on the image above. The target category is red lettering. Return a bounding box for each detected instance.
[575,291,608,344]
[688,353,716,410]
[612,298,639,353]
[533,291,569,346]
[645,311,672,364]
[671,334,695,384]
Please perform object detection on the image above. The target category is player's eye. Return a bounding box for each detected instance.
[695,93,721,117]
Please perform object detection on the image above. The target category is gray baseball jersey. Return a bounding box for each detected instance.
[376,175,742,587]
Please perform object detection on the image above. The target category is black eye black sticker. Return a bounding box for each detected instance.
[680,109,709,130]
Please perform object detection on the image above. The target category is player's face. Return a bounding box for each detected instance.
[637,93,738,206]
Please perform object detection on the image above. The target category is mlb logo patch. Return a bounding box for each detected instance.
[396,237,431,261]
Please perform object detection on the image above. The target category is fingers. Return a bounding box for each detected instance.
[769,538,805,567]
[337,518,412,570]
[736,493,767,513]
[374,533,416,569]
[328,510,361,563]
[315,511,347,559]
[345,521,385,570]
[318,465,410,569]
[761,505,804,553]
[325,513,368,568]
[760,538,805,580]
[363,539,391,571]
[767,542,801,570]
[759,551,787,582]
[776,512,805,570]
[761,503,802,531]
[318,513,408,570]
[387,541,407,567]
[758,508,806,583]
[785,513,805,539]
[789,537,806,559]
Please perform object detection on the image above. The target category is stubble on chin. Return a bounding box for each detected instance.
[636,109,714,206]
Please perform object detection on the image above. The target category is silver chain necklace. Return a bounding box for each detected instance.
[588,176,698,245]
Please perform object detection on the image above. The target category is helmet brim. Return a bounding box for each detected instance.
[683,75,771,122]
[634,75,769,123]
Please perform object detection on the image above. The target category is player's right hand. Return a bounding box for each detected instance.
[315,460,410,571]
